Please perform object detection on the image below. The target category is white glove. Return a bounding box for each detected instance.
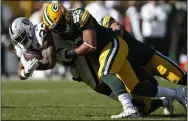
[24,58,39,74]
[20,57,40,78]
[56,48,74,63]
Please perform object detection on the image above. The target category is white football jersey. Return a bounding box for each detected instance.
[15,23,99,89]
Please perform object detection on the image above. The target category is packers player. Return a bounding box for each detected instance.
[99,15,188,117]
[100,15,187,86]
[42,3,187,118]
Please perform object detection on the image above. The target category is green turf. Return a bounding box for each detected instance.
[2,79,187,120]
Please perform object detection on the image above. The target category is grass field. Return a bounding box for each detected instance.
[2,79,187,120]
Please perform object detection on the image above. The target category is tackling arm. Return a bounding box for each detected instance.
[74,18,97,56]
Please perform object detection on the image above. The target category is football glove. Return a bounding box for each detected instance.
[56,48,76,63]
[20,55,40,78]
[24,58,39,74]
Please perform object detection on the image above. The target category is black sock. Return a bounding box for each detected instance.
[132,82,158,97]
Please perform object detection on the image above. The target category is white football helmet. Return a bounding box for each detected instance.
[9,17,33,49]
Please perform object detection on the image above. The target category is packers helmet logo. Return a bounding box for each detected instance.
[52,4,59,12]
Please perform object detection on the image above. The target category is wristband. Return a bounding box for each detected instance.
[21,70,30,78]
[83,42,96,49]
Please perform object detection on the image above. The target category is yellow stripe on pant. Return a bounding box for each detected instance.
[144,51,185,84]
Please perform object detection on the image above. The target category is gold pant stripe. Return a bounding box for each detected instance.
[145,51,185,83]
[156,51,185,75]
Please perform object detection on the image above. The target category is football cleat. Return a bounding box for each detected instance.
[174,87,187,111]
[161,97,174,115]
[111,106,140,119]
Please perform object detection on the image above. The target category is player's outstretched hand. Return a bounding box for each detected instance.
[24,58,40,74]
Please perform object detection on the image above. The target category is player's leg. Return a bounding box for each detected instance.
[144,51,187,85]
[98,36,139,118]
[115,46,187,111]
[128,67,174,116]
[143,97,173,116]
[73,55,146,114]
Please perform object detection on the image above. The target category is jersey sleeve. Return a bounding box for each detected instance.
[72,8,92,30]
[34,23,48,48]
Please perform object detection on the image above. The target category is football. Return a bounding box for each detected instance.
[23,50,43,61]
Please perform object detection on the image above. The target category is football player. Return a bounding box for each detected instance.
[42,3,187,118]
[9,17,185,119]
[99,15,188,117]
[9,17,143,117]
[100,15,187,86]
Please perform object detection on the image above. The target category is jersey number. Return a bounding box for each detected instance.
[73,10,81,23]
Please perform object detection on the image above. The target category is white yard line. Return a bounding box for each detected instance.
[5,89,49,94]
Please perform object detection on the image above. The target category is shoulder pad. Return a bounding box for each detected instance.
[72,8,91,28]
[34,23,48,47]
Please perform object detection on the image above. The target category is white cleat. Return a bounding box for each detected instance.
[111,106,140,119]
[161,97,174,115]
[174,87,187,111]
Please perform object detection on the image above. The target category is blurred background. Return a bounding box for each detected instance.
[1,0,187,80]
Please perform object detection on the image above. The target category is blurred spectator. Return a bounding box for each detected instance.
[158,1,175,60]
[85,1,109,22]
[141,1,168,56]
[105,1,121,8]
[72,1,86,8]
[173,1,187,71]
[29,2,49,25]
[125,1,143,42]
[105,1,121,22]
[60,1,72,9]
[1,3,13,77]
[85,1,121,23]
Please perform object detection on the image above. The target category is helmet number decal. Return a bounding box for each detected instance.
[52,4,59,12]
